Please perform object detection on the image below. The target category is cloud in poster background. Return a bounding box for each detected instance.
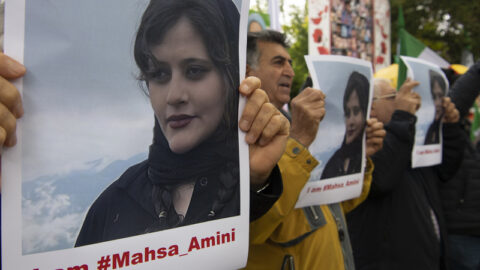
[22,153,147,254]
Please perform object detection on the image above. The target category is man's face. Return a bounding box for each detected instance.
[247,41,295,109]
[372,80,396,124]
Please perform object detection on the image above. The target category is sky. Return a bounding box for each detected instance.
[22,0,153,181]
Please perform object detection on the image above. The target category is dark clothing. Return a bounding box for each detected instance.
[76,160,282,246]
[439,127,480,237]
[321,135,363,179]
[347,110,465,270]
[448,62,480,119]
[425,120,441,145]
[440,61,480,238]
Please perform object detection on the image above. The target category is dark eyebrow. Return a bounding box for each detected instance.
[271,55,293,66]
[180,58,212,66]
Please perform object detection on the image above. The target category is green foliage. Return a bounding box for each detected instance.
[391,0,479,64]
[282,4,309,99]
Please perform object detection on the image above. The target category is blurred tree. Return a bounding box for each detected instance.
[282,2,309,99]
[390,0,479,64]
[250,1,309,100]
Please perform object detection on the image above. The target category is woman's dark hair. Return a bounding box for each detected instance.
[134,0,239,128]
[135,0,240,231]
[343,71,370,118]
[429,69,447,97]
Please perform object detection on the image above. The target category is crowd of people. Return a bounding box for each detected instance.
[1,0,480,269]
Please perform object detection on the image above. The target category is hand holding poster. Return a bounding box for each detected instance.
[400,56,448,168]
[3,0,251,269]
[296,55,373,208]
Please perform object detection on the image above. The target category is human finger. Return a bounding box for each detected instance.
[239,76,261,97]
[0,126,6,151]
[0,102,18,147]
[258,114,289,146]
[0,76,24,118]
[398,79,420,94]
[0,53,26,80]
[245,102,277,144]
[239,88,269,132]
[302,87,326,100]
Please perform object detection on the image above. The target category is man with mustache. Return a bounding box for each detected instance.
[244,29,385,270]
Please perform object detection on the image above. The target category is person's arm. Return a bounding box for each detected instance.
[448,61,480,118]
[237,77,290,220]
[369,111,416,196]
[436,97,464,181]
[249,86,326,242]
[368,79,421,197]
[249,138,318,244]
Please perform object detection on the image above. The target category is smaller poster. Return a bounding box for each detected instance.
[296,55,373,208]
[401,56,448,168]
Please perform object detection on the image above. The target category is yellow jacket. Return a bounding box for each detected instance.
[245,138,373,270]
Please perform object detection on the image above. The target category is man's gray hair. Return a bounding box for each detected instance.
[247,30,290,69]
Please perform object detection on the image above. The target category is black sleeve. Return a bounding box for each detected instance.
[369,110,416,197]
[449,61,480,118]
[75,202,105,247]
[436,122,466,182]
[249,165,283,222]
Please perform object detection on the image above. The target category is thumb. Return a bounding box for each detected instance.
[0,53,26,80]
[398,78,419,94]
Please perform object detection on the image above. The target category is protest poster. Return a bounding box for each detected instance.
[400,56,447,168]
[296,55,373,208]
[308,0,391,71]
[2,0,251,269]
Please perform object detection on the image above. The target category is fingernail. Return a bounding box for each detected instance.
[239,119,249,131]
[8,58,26,75]
[240,83,250,94]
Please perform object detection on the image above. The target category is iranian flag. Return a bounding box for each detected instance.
[397,7,450,88]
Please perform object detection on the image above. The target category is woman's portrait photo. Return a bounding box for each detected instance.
[400,56,448,168]
[424,69,446,145]
[321,71,369,179]
[305,56,372,182]
[14,0,245,256]
[75,0,241,246]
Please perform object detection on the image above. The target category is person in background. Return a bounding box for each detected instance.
[347,77,463,270]
[244,29,386,270]
[439,61,480,270]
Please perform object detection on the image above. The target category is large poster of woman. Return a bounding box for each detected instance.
[3,0,250,269]
[400,56,447,168]
[296,55,372,208]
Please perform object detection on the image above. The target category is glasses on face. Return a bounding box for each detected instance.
[373,92,396,101]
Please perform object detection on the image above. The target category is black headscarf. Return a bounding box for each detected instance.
[134,0,241,230]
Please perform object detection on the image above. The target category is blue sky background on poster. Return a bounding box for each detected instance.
[21,0,153,254]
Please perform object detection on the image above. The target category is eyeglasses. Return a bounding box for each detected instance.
[373,92,396,101]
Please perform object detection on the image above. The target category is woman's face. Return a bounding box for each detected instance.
[148,17,225,154]
[432,80,445,121]
[345,89,365,144]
